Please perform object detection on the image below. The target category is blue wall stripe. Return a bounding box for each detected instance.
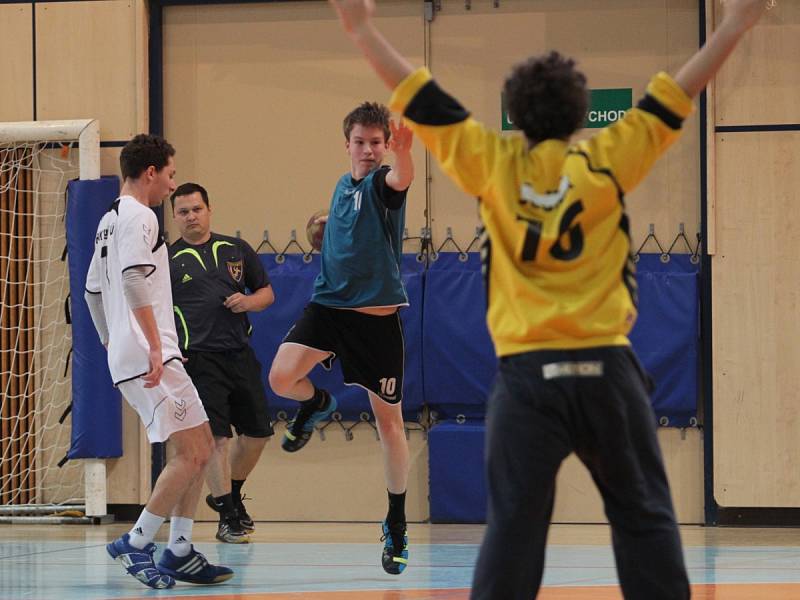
[698,0,716,527]
[32,0,37,119]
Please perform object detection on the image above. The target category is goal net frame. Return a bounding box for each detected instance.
[0,119,107,521]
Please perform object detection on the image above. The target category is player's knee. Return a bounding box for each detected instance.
[183,430,213,471]
[192,441,212,471]
[376,415,405,441]
[213,436,229,453]
[268,365,293,397]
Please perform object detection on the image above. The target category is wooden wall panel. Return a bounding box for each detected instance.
[36,0,138,140]
[713,131,800,507]
[161,0,704,522]
[0,4,33,122]
[428,0,700,250]
[195,425,429,522]
[163,0,426,250]
[198,424,699,524]
[100,147,122,181]
[553,428,703,524]
[715,2,800,126]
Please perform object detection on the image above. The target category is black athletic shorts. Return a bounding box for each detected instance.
[183,346,274,438]
[282,302,404,404]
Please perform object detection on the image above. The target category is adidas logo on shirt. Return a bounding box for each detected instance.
[181,274,192,284]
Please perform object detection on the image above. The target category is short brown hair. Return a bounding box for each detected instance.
[342,102,391,142]
[119,134,175,180]
[170,182,209,209]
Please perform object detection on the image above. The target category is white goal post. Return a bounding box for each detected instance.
[0,119,107,521]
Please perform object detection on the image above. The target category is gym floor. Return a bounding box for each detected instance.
[1,522,799,599]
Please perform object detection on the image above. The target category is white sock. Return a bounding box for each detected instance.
[128,509,165,549]
[167,516,194,557]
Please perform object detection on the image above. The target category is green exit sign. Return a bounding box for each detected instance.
[502,88,633,131]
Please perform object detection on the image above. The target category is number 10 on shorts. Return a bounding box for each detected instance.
[379,377,397,397]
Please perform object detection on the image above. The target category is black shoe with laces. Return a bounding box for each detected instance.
[215,512,250,544]
[206,494,255,535]
[236,495,255,533]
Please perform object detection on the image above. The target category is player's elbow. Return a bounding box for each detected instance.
[262,286,275,309]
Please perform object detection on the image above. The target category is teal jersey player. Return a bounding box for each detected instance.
[269,103,415,577]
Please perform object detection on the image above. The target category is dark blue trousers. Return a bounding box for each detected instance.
[470,346,690,600]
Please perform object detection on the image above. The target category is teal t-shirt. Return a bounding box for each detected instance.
[312,166,408,308]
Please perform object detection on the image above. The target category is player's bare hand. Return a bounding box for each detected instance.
[389,119,413,155]
[329,0,375,35]
[224,292,250,313]
[314,215,329,225]
[142,348,163,388]
[720,0,768,31]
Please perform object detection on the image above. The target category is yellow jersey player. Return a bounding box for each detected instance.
[328,0,767,598]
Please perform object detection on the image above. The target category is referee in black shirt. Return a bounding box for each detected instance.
[169,182,275,543]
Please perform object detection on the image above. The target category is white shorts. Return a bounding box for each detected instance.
[118,359,209,443]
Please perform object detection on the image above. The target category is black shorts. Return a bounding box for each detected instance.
[183,346,274,438]
[282,302,404,404]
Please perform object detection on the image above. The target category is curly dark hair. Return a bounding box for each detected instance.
[504,51,588,145]
[342,101,391,142]
[119,134,175,180]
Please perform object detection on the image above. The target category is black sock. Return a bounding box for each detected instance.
[302,387,329,412]
[214,493,237,518]
[386,490,407,525]
[231,480,245,506]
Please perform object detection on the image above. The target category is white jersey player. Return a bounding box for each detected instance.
[84,134,232,589]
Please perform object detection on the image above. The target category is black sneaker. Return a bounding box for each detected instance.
[281,394,337,453]
[207,494,255,534]
[215,513,250,544]
[237,495,255,533]
[380,520,409,575]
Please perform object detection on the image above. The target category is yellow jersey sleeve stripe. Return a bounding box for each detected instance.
[389,67,434,115]
[645,72,694,121]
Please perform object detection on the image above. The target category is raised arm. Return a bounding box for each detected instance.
[331,0,514,199]
[673,0,766,98]
[386,119,414,192]
[329,0,414,90]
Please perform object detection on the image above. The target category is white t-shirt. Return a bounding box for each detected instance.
[85,195,182,385]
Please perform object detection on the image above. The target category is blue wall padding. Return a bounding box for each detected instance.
[423,252,699,425]
[66,176,122,459]
[247,251,698,427]
[429,421,488,523]
[249,254,425,421]
[423,253,496,420]
[629,254,699,427]
[426,253,700,523]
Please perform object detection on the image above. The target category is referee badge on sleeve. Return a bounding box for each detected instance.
[227,260,243,282]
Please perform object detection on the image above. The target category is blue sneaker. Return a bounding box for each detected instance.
[157,546,234,584]
[381,520,409,575]
[106,533,175,589]
[281,393,337,452]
